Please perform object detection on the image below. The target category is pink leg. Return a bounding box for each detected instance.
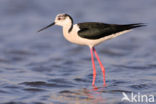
[90,48,96,86]
[93,47,106,86]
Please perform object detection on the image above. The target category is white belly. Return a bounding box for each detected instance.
[63,24,131,48]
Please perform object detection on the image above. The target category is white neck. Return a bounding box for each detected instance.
[63,21,73,33]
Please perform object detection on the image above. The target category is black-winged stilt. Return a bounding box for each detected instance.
[38,13,145,87]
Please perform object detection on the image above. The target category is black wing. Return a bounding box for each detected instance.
[78,22,145,39]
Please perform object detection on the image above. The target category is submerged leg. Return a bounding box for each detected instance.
[90,47,96,86]
[93,47,106,86]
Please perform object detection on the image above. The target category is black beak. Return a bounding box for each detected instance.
[38,22,55,32]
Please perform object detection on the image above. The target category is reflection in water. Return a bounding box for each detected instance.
[50,86,107,104]
[49,85,133,104]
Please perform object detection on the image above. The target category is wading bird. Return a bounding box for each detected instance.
[38,13,144,86]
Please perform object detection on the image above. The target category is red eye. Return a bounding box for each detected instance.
[58,17,61,20]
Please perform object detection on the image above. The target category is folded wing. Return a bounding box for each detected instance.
[78,22,145,39]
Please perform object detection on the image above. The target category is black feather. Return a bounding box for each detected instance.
[78,22,145,39]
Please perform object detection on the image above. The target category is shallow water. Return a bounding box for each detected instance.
[0,0,156,104]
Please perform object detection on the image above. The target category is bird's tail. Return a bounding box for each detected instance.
[128,23,146,28]
[119,23,146,30]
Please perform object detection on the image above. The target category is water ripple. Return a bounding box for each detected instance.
[20,81,74,88]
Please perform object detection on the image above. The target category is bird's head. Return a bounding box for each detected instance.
[38,13,73,32]
[54,13,73,26]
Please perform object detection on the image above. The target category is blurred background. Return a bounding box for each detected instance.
[0,0,156,104]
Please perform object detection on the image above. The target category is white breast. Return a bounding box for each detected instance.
[63,24,87,46]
